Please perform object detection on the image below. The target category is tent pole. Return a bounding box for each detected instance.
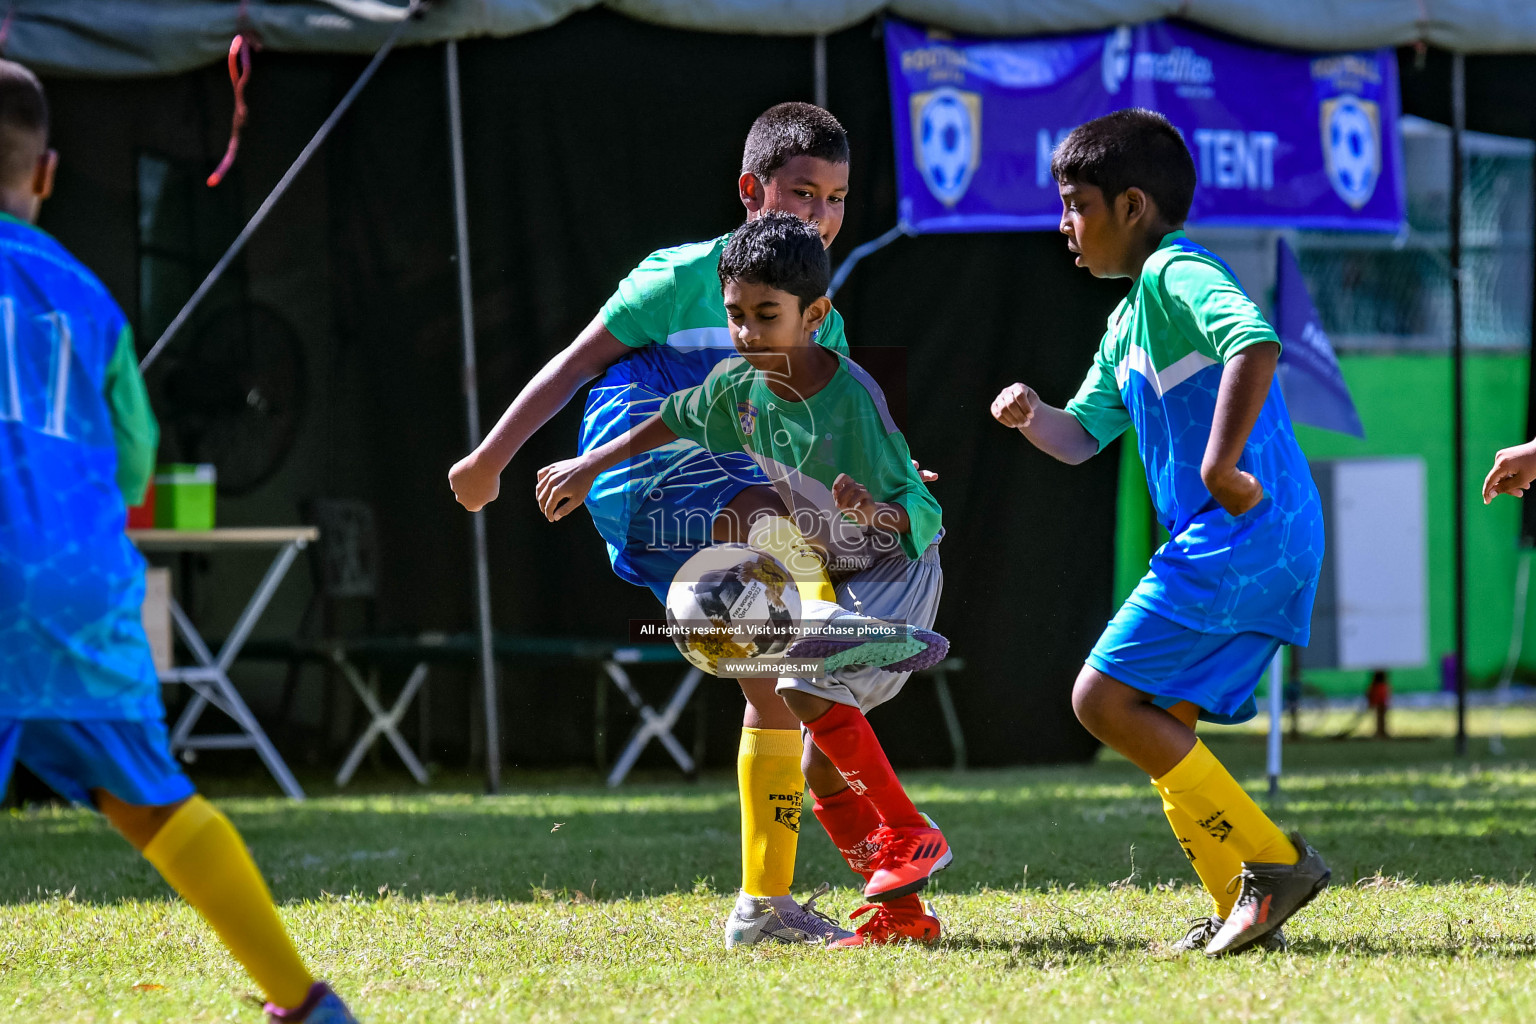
[1451,51,1468,758]
[813,34,828,109]
[140,0,426,373]
[446,38,502,794]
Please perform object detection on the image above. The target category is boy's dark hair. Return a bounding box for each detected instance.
[0,60,46,186]
[718,211,830,311]
[1050,108,1196,225]
[741,102,848,181]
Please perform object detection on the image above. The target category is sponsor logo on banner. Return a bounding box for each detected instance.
[912,87,982,207]
[1102,26,1132,94]
[1101,25,1215,99]
[1320,95,1381,209]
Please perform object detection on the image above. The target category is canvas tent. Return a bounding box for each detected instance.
[10,0,1536,79]
[20,1,1532,790]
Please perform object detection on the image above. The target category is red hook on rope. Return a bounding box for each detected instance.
[207,32,255,188]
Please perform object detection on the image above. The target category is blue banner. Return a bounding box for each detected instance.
[1275,237,1365,437]
[886,19,1405,233]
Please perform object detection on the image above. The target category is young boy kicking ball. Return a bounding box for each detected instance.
[451,102,865,948]
[991,109,1330,956]
[537,213,951,945]
[0,60,355,1022]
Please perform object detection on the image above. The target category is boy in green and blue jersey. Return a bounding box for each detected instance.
[538,213,953,946]
[992,108,1330,957]
[451,103,865,946]
[0,60,355,1023]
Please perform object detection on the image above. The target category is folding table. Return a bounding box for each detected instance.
[129,528,317,800]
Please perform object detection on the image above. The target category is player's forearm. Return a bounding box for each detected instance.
[1020,403,1100,465]
[472,360,598,472]
[466,318,629,473]
[583,413,679,474]
[1201,342,1279,488]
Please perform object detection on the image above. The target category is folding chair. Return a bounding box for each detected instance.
[275,499,431,785]
[595,645,705,787]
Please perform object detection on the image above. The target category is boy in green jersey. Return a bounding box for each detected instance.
[537,213,952,946]
[452,103,864,946]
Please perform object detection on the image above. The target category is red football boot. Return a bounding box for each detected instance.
[831,896,942,947]
[862,823,951,902]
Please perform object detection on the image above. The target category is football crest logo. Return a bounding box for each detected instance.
[911,87,982,207]
[1321,94,1381,209]
[1101,25,1133,94]
[736,402,757,436]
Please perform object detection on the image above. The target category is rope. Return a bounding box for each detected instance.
[140,0,429,372]
[206,33,255,189]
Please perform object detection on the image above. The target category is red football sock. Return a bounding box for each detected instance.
[812,785,881,879]
[803,702,925,829]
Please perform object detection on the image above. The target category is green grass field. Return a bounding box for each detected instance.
[5,707,1536,1023]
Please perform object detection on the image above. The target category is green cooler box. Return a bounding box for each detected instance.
[153,463,216,530]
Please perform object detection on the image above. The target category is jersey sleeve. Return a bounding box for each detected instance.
[1064,340,1131,451]
[599,250,678,349]
[103,324,158,504]
[817,305,851,356]
[880,430,943,559]
[658,360,742,453]
[1161,256,1280,362]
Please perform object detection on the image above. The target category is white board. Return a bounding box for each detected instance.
[1331,456,1428,669]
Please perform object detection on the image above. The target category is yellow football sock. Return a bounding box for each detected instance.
[1158,786,1244,917]
[1154,739,1297,867]
[738,727,805,897]
[748,516,836,603]
[142,796,314,1009]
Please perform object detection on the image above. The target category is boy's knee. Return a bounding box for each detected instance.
[1070,668,1121,733]
[95,790,192,852]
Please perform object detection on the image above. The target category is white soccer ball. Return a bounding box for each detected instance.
[666,544,801,676]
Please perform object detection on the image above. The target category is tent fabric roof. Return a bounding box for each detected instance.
[16,0,1536,78]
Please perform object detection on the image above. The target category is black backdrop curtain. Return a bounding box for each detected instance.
[39,11,1142,770]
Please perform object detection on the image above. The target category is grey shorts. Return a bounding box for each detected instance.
[776,543,943,713]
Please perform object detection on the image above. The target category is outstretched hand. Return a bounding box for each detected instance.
[1484,438,1536,504]
[911,459,938,483]
[991,382,1039,430]
[536,457,599,521]
[449,453,501,512]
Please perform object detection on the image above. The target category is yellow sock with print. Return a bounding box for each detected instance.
[738,728,805,897]
[1153,739,1297,868]
[747,516,836,603]
[142,795,314,1009]
[1157,786,1244,917]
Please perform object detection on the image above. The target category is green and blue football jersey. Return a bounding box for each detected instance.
[659,352,941,575]
[583,234,849,588]
[1066,231,1323,644]
[0,214,162,720]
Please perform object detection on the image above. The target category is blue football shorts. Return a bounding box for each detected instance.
[1086,603,1282,725]
[0,717,196,807]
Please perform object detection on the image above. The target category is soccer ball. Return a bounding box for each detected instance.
[666,544,801,676]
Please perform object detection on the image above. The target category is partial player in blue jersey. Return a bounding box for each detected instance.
[0,62,357,1023]
[991,109,1330,957]
[450,103,926,947]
